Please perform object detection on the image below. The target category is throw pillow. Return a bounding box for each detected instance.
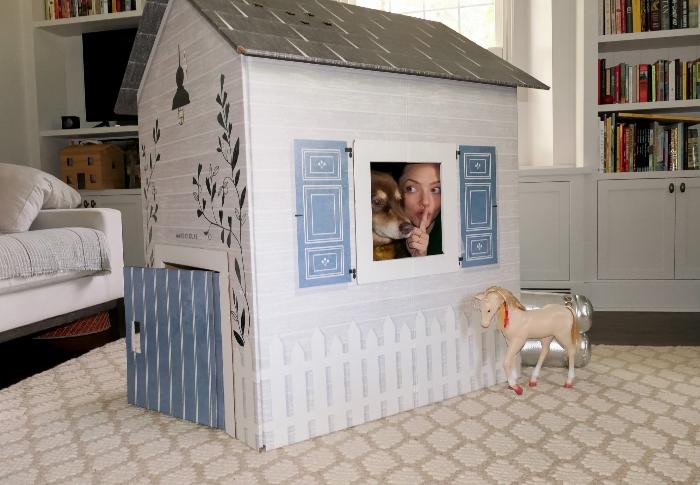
[0,163,81,233]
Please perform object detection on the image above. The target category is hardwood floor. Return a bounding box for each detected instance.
[588,312,700,346]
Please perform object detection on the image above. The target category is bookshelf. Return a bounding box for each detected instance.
[25,0,143,176]
[585,1,700,308]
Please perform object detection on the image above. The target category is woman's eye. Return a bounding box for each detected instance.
[403,186,416,193]
[431,186,441,194]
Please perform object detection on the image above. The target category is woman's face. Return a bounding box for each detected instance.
[399,163,441,228]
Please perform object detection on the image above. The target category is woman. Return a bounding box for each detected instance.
[398,163,442,257]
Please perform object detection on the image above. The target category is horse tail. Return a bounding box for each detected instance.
[566,303,579,345]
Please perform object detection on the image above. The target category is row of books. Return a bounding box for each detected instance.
[44,0,137,20]
[599,113,700,172]
[598,58,700,104]
[599,0,699,35]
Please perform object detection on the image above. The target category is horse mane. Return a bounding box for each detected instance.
[485,286,527,311]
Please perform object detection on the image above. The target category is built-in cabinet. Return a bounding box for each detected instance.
[80,190,145,267]
[597,176,700,279]
[519,181,571,282]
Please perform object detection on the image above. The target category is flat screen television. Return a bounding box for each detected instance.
[82,28,138,126]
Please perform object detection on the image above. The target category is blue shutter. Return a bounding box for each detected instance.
[294,139,352,288]
[124,267,226,429]
[459,145,498,267]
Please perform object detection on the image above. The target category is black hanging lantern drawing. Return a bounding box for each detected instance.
[172,45,190,125]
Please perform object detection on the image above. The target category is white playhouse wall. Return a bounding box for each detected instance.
[137,0,259,448]
[244,57,520,449]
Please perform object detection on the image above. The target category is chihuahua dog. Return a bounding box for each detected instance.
[371,170,413,260]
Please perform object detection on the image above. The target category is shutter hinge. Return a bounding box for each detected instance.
[458,256,464,267]
[456,150,460,159]
[294,214,303,218]
[349,268,357,279]
[345,147,353,157]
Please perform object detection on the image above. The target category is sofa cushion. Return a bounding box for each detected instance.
[0,163,81,233]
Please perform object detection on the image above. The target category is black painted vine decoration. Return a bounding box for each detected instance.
[143,118,161,266]
[193,74,249,347]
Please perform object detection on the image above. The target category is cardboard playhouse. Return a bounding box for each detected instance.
[115,0,547,450]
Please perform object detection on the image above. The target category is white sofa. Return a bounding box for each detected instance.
[0,208,124,342]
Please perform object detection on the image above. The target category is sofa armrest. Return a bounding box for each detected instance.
[30,208,124,270]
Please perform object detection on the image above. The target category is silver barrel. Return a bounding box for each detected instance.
[519,291,594,368]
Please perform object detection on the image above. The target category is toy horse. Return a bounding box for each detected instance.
[474,287,579,395]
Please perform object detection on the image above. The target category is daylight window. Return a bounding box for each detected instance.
[336,0,500,52]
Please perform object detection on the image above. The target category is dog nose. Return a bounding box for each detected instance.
[399,222,413,235]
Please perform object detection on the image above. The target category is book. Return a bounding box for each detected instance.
[688,124,700,169]
[651,0,661,28]
[640,64,649,102]
[671,0,679,28]
[691,0,699,27]
[661,0,671,29]
[45,0,55,19]
[633,0,642,30]
[681,0,689,27]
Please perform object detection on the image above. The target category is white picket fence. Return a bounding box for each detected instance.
[257,306,507,449]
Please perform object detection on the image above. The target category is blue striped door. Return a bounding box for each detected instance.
[459,145,498,267]
[124,267,225,429]
[294,139,352,288]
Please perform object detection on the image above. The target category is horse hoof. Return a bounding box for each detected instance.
[563,382,573,389]
[508,385,523,395]
[528,380,537,387]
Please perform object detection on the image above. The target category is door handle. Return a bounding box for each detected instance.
[680,182,686,193]
[90,199,96,208]
[669,183,675,193]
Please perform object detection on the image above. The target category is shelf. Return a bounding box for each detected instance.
[34,10,141,36]
[596,170,700,180]
[41,126,138,139]
[598,27,700,52]
[598,99,700,113]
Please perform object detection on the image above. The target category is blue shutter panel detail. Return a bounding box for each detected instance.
[294,139,352,288]
[459,145,498,267]
[124,267,226,429]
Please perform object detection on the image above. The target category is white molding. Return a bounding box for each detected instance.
[353,140,460,285]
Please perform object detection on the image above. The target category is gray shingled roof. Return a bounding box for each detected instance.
[115,0,548,115]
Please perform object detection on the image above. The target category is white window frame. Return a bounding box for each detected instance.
[353,140,460,285]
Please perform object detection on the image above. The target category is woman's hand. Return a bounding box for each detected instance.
[406,211,431,257]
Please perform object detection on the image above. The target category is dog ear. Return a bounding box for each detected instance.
[474,292,485,301]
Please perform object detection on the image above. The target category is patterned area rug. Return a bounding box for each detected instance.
[1,341,698,484]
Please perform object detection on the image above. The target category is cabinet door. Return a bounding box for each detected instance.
[598,179,675,280]
[519,181,570,281]
[88,194,146,267]
[675,178,700,279]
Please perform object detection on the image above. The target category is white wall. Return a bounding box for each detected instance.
[0,0,30,165]
[511,0,579,168]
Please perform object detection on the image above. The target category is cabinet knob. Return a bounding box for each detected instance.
[90,200,96,208]
[680,182,686,193]
[669,183,675,194]
[83,200,89,208]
